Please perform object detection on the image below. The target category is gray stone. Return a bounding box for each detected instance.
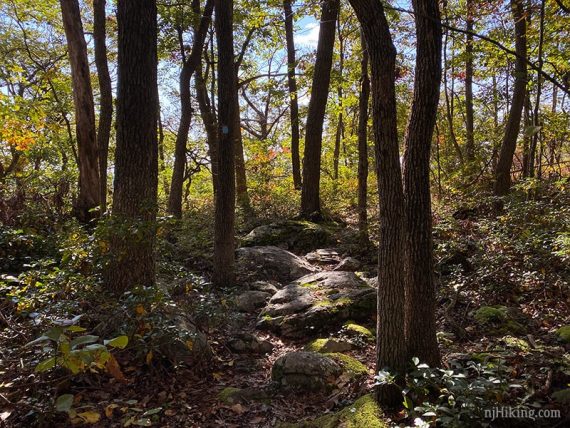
[257,271,376,338]
[241,220,333,253]
[250,280,279,295]
[334,257,361,272]
[235,290,272,313]
[236,246,319,284]
[156,316,212,366]
[228,333,274,354]
[305,248,341,265]
[271,351,343,391]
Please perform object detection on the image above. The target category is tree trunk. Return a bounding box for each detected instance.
[300,0,339,219]
[233,74,252,216]
[93,0,112,214]
[212,0,237,286]
[168,0,214,218]
[464,0,475,162]
[104,0,158,293]
[403,0,442,368]
[283,0,302,190]
[494,0,527,196]
[349,0,407,407]
[59,0,100,222]
[357,29,370,243]
[333,16,344,181]
[195,61,219,195]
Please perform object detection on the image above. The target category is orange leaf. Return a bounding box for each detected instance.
[106,355,127,383]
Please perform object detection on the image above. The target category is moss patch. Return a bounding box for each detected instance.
[218,387,242,404]
[279,394,387,428]
[344,322,375,341]
[474,306,508,324]
[501,335,530,351]
[556,325,570,343]
[326,353,368,378]
[305,338,328,353]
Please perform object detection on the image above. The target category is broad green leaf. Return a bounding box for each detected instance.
[55,394,74,412]
[35,357,56,372]
[70,335,99,349]
[104,335,128,349]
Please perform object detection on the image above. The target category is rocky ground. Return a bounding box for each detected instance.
[1,217,569,427]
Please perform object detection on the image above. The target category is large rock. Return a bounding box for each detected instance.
[155,316,212,366]
[271,351,368,392]
[227,333,274,354]
[305,248,341,265]
[236,246,319,284]
[271,351,343,391]
[257,272,376,338]
[242,220,333,254]
[235,290,272,313]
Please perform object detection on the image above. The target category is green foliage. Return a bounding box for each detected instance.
[27,319,128,375]
[376,357,534,427]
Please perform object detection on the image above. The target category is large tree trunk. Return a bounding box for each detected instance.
[357,29,370,243]
[233,75,252,216]
[494,0,527,196]
[403,0,442,368]
[93,0,112,214]
[59,0,100,222]
[299,0,339,219]
[283,0,302,190]
[464,0,475,162]
[103,0,158,293]
[212,0,237,286]
[168,0,214,218]
[348,0,407,407]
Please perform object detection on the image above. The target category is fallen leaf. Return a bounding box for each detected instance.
[105,403,119,418]
[146,351,153,365]
[212,372,223,380]
[231,404,245,414]
[77,410,100,424]
[164,409,177,416]
[106,355,127,383]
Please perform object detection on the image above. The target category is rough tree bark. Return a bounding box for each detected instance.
[103,0,158,293]
[283,0,302,189]
[59,0,100,222]
[464,0,475,162]
[348,0,407,407]
[93,0,112,214]
[212,0,237,286]
[403,0,442,368]
[357,29,370,243]
[168,0,214,218]
[333,11,344,181]
[300,0,339,219]
[494,0,527,196]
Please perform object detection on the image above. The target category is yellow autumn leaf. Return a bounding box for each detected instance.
[105,404,119,418]
[186,339,193,350]
[145,351,153,365]
[135,304,146,316]
[77,410,101,424]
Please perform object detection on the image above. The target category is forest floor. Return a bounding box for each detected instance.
[1,187,569,427]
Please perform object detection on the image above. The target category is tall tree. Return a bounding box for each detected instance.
[357,29,370,243]
[212,0,237,286]
[59,0,100,222]
[93,0,113,213]
[168,0,214,218]
[403,0,442,367]
[103,0,158,293]
[300,0,340,219]
[494,0,527,196]
[283,0,302,189]
[464,0,475,162]
[348,0,407,407]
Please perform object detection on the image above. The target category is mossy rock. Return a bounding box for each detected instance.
[343,321,375,342]
[325,353,368,379]
[242,220,334,253]
[552,389,570,405]
[279,394,388,428]
[500,335,530,351]
[473,306,528,335]
[304,338,353,353]
[474,306,508,324]
[218,387,243,404]
[555,325,570,343]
